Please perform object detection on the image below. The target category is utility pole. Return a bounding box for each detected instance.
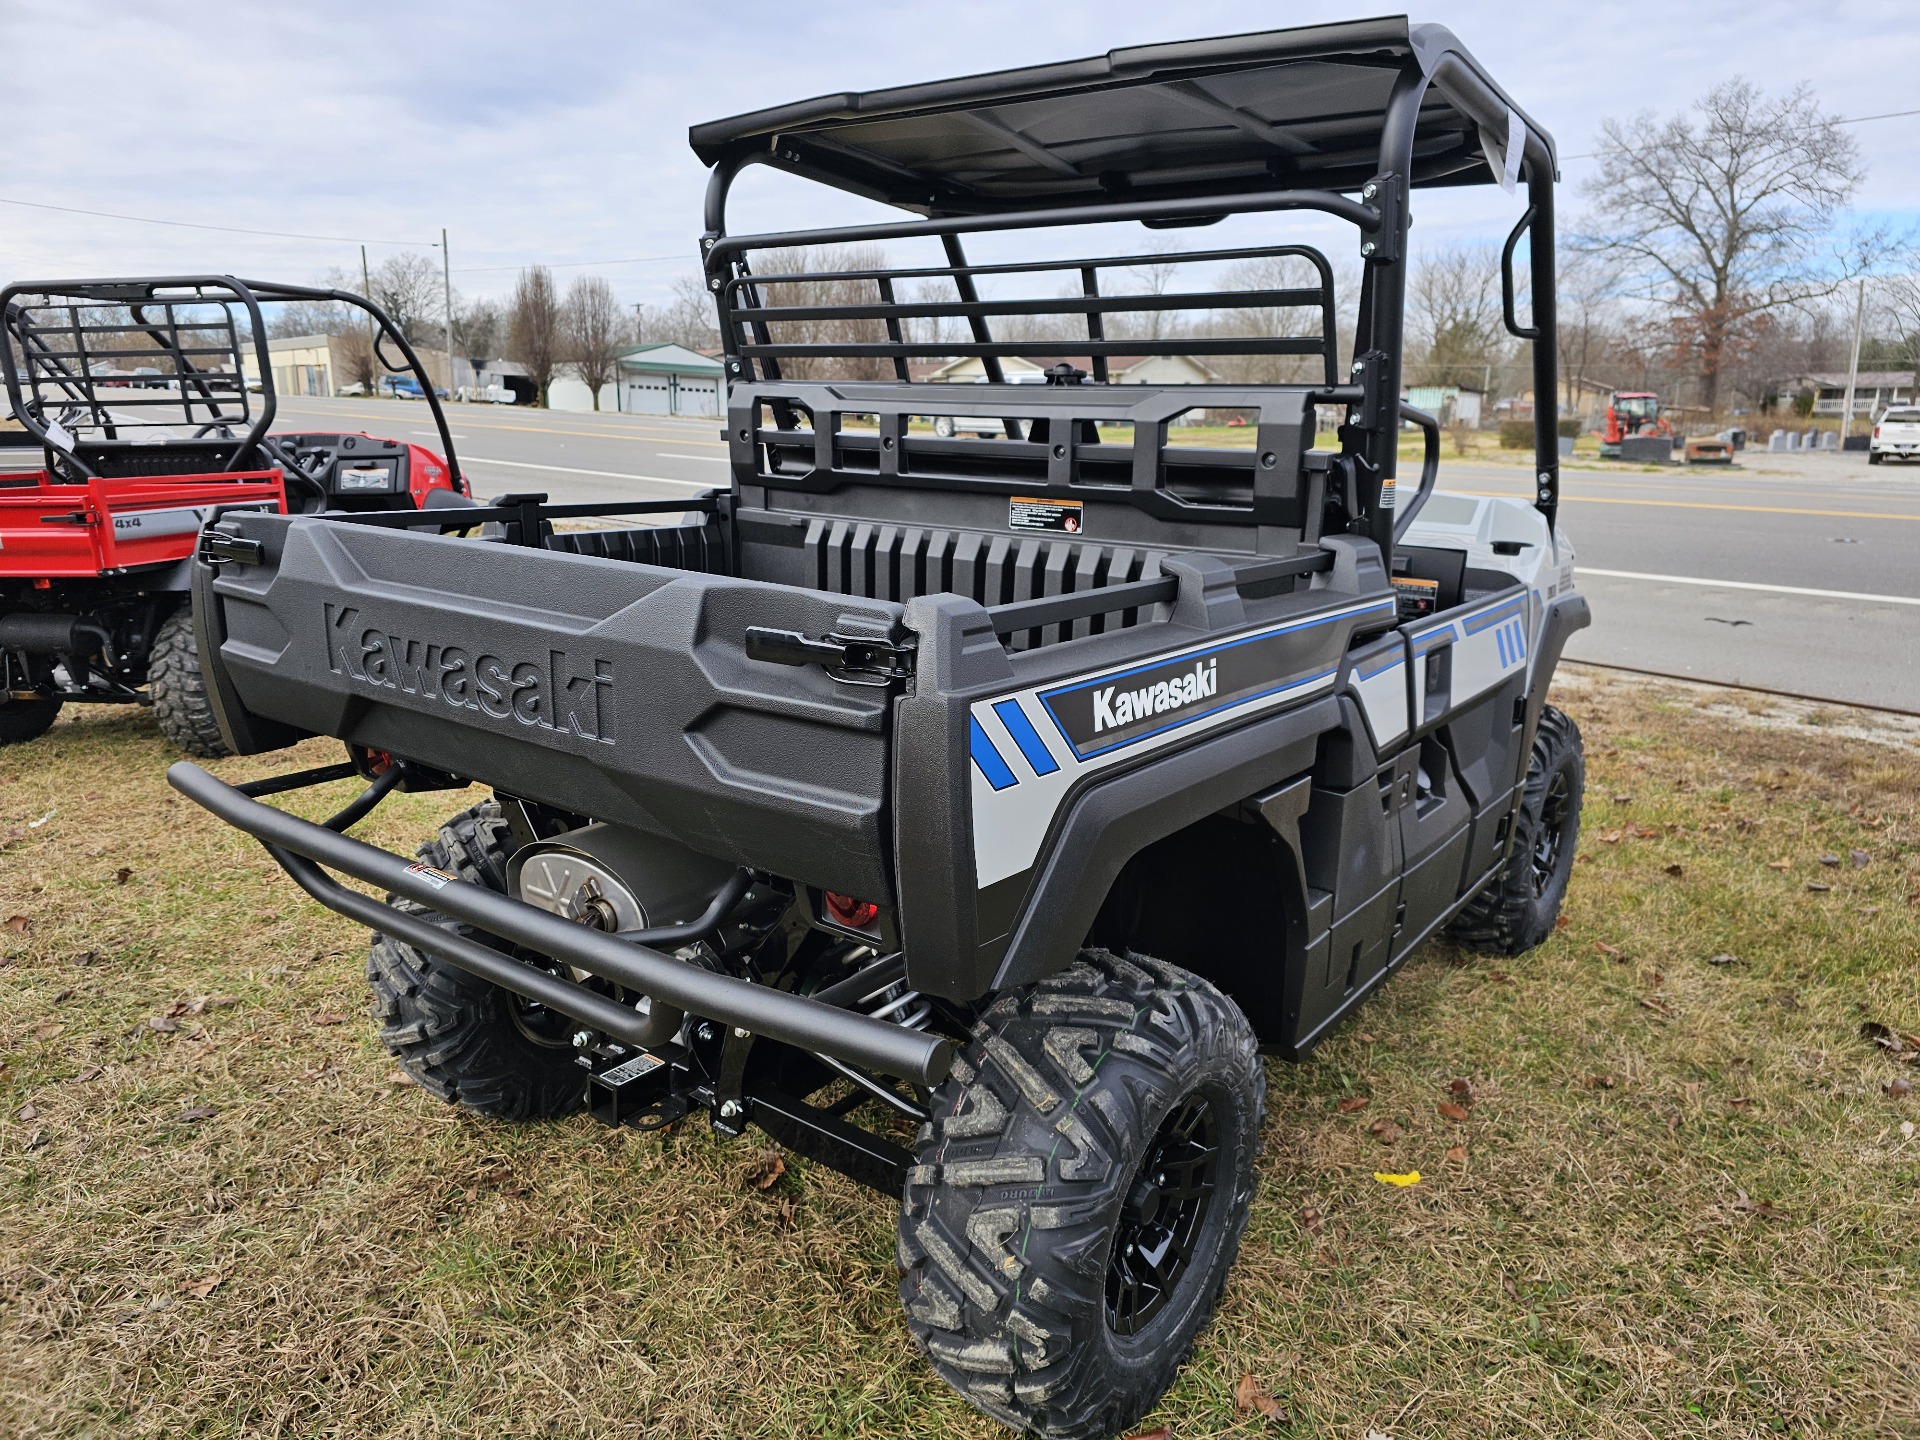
[1837,278,1866,452]
[360,244,379,397]
[441,228,457,401]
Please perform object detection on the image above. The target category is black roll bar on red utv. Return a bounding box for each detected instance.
[0,275,464,491]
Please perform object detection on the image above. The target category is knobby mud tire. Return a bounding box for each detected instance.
[367,801,586,1121]
[899,950,1264,1440]
[1447,704,1585,956]
[148,605,230,757]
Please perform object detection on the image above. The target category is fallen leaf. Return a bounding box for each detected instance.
[182,1274,222,1299]
[1664,863,1685,878]
[165,1000,191,1018]
[114,867,133,885]
[1611,793,1633,804]
[52,987,73,1004]
[745,1150,786,1191]
[1766,860,1791,871]
[1594,941,1622,959]
[1818,853,1841,867]
[1233,1374,1290,1425]
[1730,1191,1784,1220]
[1123,1427,1171,1440]
[1313,1246,1336,1266]
[1728,1096,1755,1109]
[72,1065,104,1083]
[1300,1205,1323,1233]
[1851,849,1871,869]
[1357,1031,1377,1043]
[1448,1078,1474,1102]
[148,1016,179,1033]
[1501,1272,1521,1303]
[311,1013,349,1027]
[1488,970,1513,983]
[17,1104,38,1122]
[4,915,28,935]
[1806,882,1832,894]
[1707,952,1743,966]
[1886,1077,1914,1099]
[179,1106,219,1122]
[1903,1121,1917,1141]
[1640,996,1675,1017]
[1554,914,1570,931]
[1336,1095,1370,1114]
[1372,1170,1420,1187]
[1437,1102,1470,1123]
[1860,1021,1903,1053]
[1368,1118,1402,1144]
[1583,1074,1616,1090]
[1445,1144,1468,1163]
[32,1022,64,1041]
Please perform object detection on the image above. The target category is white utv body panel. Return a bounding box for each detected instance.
[1339,491,1577,752]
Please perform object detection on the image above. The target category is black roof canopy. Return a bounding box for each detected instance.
[690,16,1555,217]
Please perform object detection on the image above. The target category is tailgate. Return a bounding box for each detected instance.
[200,511,904,899]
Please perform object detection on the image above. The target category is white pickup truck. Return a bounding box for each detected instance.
[1869,406,1920,464]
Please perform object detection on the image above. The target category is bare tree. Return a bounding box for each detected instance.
[562,276,627,411]
[338,329,377,395]
[1554,252,1617,419]
[1580,78,1868,414]
[507,266,560,407]
[732,245,892,381]
[1209,253,1356,385]
[1406,244,1503,390]
[451,298,503,387]
[638,274,722,353]
[367,252,445,343]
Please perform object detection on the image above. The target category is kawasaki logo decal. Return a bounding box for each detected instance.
[1090,658,1217,734]
[322,604,614,744]
[1038,617,1362,760]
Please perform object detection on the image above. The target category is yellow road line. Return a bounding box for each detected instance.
[277,404,725,446]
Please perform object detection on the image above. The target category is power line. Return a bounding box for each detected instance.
[453,254,688,274]
[1560,105,1920,162]
[0,194,430,247]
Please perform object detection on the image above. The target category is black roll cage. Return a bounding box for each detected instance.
[0,275,463,489]
[693,25,1561,572]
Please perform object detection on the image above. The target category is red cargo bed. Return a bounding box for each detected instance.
[0,469,285,578]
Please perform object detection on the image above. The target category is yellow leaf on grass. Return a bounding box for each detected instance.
[1373,1170,1421,1187]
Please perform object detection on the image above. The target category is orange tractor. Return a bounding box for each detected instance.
[1599,390,1674,458]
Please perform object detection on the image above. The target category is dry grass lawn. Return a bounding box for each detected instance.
[2,667,1917,1438]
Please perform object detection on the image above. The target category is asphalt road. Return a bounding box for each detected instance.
[269,397,1920,713]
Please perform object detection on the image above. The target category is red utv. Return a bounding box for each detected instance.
[0,276,467,752]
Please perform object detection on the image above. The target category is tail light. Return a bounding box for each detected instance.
[823,891,880,931]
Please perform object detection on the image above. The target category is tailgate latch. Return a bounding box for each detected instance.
[744,627,916,688]
[198,528,265,566]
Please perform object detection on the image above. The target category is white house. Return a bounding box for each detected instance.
[547,343,726,416]
[924,353,1220,386]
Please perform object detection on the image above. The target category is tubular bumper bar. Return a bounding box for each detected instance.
[167,763,952,1086]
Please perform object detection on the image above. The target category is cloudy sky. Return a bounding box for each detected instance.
[3,0,1916,309]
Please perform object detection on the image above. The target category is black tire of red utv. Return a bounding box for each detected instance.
[1447,704,1585,956]
[367,801,587,1121]
[0,693,62,745]
[148,605,231,758]
[899,950,1265,1440]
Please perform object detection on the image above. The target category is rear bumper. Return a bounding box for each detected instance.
[168,762,951,1086]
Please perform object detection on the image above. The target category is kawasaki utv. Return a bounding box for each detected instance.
[0,276,466,753]
[172,18,1587,1437]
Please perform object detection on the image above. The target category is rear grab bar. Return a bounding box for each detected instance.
[167,762,952,1086]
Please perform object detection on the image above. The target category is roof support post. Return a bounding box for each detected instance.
[1526,161,1560,530]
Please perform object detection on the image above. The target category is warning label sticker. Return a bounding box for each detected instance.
[404,861,459,891]
[1392,575,1439,621]
[1009,496,1084,534]
[597,1052,665,1087]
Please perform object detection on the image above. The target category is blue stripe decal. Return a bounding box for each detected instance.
[1515,622,1528,660]
[1497,628,1510,666]
[991,699,1060,777]
[969,716,1018,791]
[1355,652,1404,681]
[1463,600,1526,635]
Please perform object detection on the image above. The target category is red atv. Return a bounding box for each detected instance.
[1,276,467,752]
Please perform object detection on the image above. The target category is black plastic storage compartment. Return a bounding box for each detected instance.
[198,509,904,900]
